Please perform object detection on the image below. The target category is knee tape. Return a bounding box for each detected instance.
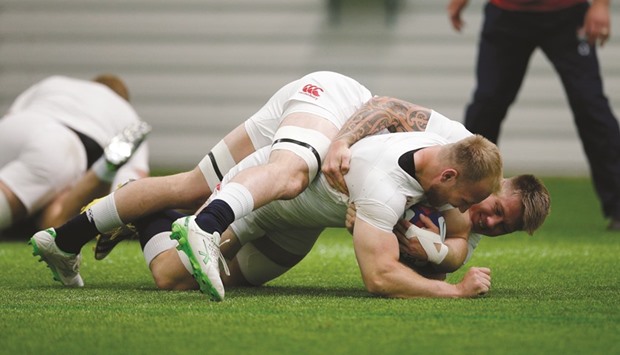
[271,126,331,180]
[198,141,236,191]
[236,242,290,286]
[0,191,13,230]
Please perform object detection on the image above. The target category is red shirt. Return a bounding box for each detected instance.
[490,0,588,12]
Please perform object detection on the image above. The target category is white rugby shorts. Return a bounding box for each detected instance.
[0,114,86,214]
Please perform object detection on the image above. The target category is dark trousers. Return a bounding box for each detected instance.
[465,2,620,219]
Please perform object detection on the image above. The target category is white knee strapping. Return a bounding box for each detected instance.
[236,242,290,286]
[271,126,331,180]
[0,191,13,230]
[198,141,237,191]
[88,192,123,234]
[143,231,192,273]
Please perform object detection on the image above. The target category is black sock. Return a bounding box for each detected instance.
[134,210,185,250]
[54,213,100,254]
[194,199,235,235]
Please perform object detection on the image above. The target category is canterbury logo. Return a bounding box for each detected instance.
[301,84,324,98]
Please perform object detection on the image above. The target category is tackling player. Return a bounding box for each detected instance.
[105,133,503,300]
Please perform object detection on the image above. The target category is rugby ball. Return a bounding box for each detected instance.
[404,204,446,240]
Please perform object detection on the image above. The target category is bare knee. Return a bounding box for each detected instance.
[171,167,213,211]
[150,249,197,290]
[152,273,180,290]
[280,170,308,199]
[266,155,310,200]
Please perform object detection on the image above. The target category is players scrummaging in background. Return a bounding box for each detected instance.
[448,0,620,231]
[0,75,150,239]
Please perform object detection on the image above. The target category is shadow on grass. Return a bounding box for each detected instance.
[229,284,370,299]
[491,284,620,301]
[43,282,373,300]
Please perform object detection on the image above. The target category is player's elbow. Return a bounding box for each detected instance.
[436,260,461,273]
[361,269,397,297]
[435,250,467,273]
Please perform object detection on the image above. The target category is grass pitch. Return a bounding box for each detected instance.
[1,177,618,355]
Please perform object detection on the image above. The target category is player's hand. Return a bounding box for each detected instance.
[447,0,469,32]
[322,140,351,195]
[345,203,356,234]
[394,215,441,260]
[583,1,611,47]
[456,267,491,298]
[394,220,428,260]
[417,214,440,234]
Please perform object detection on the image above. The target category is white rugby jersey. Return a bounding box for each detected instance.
[345,132,451,232]
[228,131,450,239]
[426,110,472,142]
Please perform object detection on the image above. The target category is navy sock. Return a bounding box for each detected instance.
[134,210,185,250]
[194,199,235,235]
[54,213,100,254]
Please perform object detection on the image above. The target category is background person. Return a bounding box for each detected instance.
[447,0,620,230]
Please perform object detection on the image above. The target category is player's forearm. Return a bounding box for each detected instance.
[355,220,465,298]
[333,96,432,147]
[363,263,463,298]
[434,237,468,272]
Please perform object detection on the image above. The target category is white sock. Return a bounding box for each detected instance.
[216,182,254,219]
[92,156,116,183]
[89,193,123,234]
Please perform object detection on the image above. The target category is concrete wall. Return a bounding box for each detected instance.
[1,0,619,176]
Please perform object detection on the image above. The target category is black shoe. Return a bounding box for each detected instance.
[93,224,138,260]
[607,218,620,231]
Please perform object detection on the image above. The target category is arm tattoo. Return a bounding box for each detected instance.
[334,96,432,145]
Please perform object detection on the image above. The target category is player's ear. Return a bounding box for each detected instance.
[440,168,458,183]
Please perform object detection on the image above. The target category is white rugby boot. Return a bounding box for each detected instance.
[30,228,84,287]
[104,121,152,168]
[93,223,138,260]
[170,216,229,301]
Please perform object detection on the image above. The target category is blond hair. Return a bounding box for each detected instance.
[92,74,130,102]
[445,134,503,193]
[505,175,551,235]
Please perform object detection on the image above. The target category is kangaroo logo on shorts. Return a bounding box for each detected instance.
[301,84,324,99]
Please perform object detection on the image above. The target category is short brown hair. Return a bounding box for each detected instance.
[506,174,551,235]
[447,134,503,193]
[92,74,130,102]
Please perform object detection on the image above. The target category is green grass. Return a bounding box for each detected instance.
[1,177,619,355]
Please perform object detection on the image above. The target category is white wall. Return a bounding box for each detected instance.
[1,0,619,176]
